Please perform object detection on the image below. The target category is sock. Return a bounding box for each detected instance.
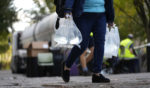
[82,67,88,72]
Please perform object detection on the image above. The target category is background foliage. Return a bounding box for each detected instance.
[0,0,17,69]
[114,0,146,41]
[0,0,17,54]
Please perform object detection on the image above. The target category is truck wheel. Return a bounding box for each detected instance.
[11,56,17,73]
[26,57,38,77]
[11,56,21,73]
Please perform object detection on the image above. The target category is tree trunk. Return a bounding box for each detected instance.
[147,27,150,72]
[10,25,15,33]
[133,0,150,72]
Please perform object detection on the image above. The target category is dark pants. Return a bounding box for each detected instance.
[65,13,106,73]
[114,58,140,73]
[125,59,140,73]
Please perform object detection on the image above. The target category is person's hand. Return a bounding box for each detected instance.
[108,22,114,29]
[65,12,72,19]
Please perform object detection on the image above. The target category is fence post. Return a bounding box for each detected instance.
[147,46,150,72]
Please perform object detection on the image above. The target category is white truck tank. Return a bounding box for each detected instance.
[12,31,20,56]
[21,12,58,47]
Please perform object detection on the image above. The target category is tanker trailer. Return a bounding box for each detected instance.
[11,13,68,76]
[21,12,57,47]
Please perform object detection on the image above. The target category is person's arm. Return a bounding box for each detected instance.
[64,0,75,17]
[105,0,115,27]
[129,44,137,56]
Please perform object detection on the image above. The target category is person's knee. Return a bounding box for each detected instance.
[80,43,88,52]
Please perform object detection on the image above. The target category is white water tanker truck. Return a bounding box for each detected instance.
[11,13,71,77]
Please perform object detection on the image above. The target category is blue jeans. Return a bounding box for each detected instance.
[65,13,106,73]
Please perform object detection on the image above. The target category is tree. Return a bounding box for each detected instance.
[0,0,17,33]
[133,0,150,42]
[28,0,55,22]
[0,0,17,53]
[114,0,146,41]
[114,0,150,71]
[133,0,150,72]
[44,0,55,12]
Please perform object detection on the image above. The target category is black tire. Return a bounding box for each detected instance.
[10,56,22,73]
[26,57,38,77]
[11,56,18,73]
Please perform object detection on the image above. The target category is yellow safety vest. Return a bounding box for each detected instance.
[118,38,135,59]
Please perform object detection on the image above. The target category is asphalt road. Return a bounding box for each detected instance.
[0,70,150,88]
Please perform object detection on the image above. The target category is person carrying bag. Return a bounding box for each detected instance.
[60,0,115,83]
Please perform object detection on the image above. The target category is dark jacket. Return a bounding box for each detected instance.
[64,0,114,23]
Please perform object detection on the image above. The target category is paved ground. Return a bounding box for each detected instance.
[0,70,150,88]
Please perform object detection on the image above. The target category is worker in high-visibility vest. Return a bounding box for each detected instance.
[118,34,136,59]
[118,34,140,73]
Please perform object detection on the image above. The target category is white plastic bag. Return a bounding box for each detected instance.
[104,25,120,58]
[54,16,82,46]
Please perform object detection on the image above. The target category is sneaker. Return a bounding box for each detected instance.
[77,64,83,75]
[82,71,91,76]
[77,65,91,76]
[92,74,110,83]
[61,61,70,82]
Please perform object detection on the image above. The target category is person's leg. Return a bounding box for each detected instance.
[86,36,94,63]
[62,13,96,82]
[135,58,140,73]
[79,36,94,74]
[80,50,88,71]
[129,59,136,73]
[131,58,140,73]
[91,13,110,83]
[65,13,95,68]
[79,47,94,75]
[92,13,106,74]
[86,46,94,63]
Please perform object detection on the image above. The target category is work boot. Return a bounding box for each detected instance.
[92,74,110,83]
[61,61,70,82]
